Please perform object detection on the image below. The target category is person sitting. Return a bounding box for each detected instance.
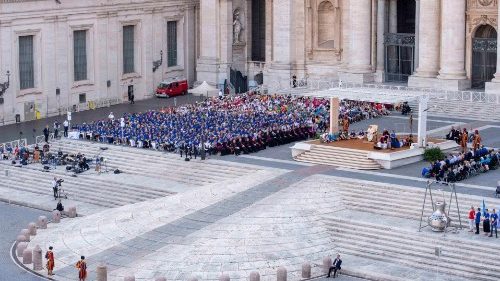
[390,131,401,149]
[55,200,64,212]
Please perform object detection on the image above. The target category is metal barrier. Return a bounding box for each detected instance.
[0,138,28,151]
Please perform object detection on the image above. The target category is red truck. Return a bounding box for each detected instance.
[155,79,188,98]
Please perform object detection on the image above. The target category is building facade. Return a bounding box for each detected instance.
[0,0,197,125]
[197,0,500,94]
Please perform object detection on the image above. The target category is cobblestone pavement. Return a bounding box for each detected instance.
[0,202,47,281]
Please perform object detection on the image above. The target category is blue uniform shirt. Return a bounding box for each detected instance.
[475,212,481,223]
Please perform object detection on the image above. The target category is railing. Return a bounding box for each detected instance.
[0,138,28,151]
[34,133,54,146]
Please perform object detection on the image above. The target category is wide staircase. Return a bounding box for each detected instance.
[323,179,500,281]
[407,98,500,122]
[49,139,260,186]
[0,162,173,209]
[294,145,381,170]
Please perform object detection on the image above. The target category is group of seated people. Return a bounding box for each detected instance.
[422,147,499,182]
[0,142,51,165]
[374,129,412,150]
[74,93,394,157]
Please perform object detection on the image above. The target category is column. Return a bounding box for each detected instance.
[493,1,500,82]
[437,0,467,80]
[268,0,294,85]
[348,0,372,73]
[412,0,440,78]
[375,0,387,81]
[329,97,339,134]
[389,0,397,33]
[414,0,420,68]
[196,0,220,84]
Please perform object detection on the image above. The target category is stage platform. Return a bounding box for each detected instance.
[292,137,457,169]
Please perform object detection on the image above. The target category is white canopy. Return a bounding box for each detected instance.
[188,81,219,97]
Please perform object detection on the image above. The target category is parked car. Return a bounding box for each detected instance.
[155,79,188,98]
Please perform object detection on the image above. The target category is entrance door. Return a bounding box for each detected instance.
[471,25,497,89]
[128,85,134,101]
[384,33,415,83]
[230,68,247,93]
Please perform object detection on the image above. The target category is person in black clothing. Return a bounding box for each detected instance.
[55,200,64,212]
[327,254,342,278]
[43,125,50,143]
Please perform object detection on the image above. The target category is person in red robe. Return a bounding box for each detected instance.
[75,256,87,281]
[45,246,55,276]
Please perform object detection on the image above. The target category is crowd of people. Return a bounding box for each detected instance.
[468,206,499,238]
[422,145,499,182]
[75,93,393,157]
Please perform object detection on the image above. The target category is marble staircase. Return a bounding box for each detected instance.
[294,145,382,170]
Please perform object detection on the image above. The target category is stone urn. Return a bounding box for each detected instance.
[428,201,451,232]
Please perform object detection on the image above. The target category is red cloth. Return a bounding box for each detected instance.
[468,209,476,219]
[46,251,55,270]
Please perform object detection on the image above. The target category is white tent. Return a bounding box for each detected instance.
[188,81,219,97]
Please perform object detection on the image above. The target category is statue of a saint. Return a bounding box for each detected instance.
[233,10,243,44]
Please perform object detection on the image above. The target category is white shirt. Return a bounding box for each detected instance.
[108,113,115,120]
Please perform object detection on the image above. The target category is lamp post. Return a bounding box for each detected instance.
[0,71,11,101]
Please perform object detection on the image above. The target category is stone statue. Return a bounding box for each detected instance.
[233,10,243,44]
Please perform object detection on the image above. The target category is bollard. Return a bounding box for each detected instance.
[22,248,32,264]
[322,256,332,274]
[17,242,28,257]
[68,207,77,218]
[17,235,27,243]
[154,278,166,281]
[124,276,135,281]
[188,277,198,281]
[277,267,287,281]
[52,211,61,223]
[32,245,43,270]
[28,222,37,236]
[301,263,311,279]
[249,271,260,281]
[219,274,230,281]
[96,264,108,281]
[37,216,47,229]
[20,229,31,242]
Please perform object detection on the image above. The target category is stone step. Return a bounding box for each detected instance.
[326,219,500,281]
[297,153,378,165]
[296,155,381,170]
[294,144,381,170]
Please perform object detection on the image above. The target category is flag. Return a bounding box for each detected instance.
[482,199,486,216]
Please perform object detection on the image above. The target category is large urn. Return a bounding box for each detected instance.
[428,201,451,232]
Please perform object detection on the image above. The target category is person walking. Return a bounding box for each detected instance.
[45,246,55,276]
[475,207,481,234]
[483,209,491,235]
[75,256,87,281]
[490,208,498,238]
[468,206,476,232]
[52,177,59,200]
[53,121,60,139]
[327,254,342,278]
[63,120,69,137]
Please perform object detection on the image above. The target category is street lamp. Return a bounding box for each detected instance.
[0,71,11,101]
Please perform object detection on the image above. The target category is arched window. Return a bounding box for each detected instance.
[318,1,335,48]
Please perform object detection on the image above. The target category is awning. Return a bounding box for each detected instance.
[188,81,220,97]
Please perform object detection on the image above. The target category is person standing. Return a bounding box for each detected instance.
[327,254,342,278]
[460,128,468,153]
[475,207,481,234]
[63,120,69,137]
[75,256,87,281]
[490,208,498,238]
[53,121,60,139]
[43,125,50,143]
[45,246,55,276]
[52,177,59,200]
[468,206,476,232]
[473,129,482,151]
[483,209,491,235]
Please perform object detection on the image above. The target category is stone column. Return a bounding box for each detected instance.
[375,0,387,82]
[329,98,339,134]
[33,245,43,271]
[492,0,500,83]
[409,0,440,86]
[96,264,108,281]
[348,0,372,74]
[389,0,397,33]
[414,0,420,69]
[196,0,220,84]
[437,0,469,89]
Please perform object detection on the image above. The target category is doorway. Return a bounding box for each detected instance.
[471,25,497,89]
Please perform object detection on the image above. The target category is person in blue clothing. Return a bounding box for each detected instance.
[475,207,482,234]
[489,208,498,238]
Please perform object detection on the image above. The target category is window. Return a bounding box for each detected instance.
[79,93,86,104]
[318,1,335,48]
[167,21,177,67]
[19,35,34,89]
[123,25,135,74]
[73,30,88,81]
[251,0,266,61]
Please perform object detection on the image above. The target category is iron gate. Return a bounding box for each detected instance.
[230,68,247,94]
[471,38,497,89]
[384,33,415,83]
